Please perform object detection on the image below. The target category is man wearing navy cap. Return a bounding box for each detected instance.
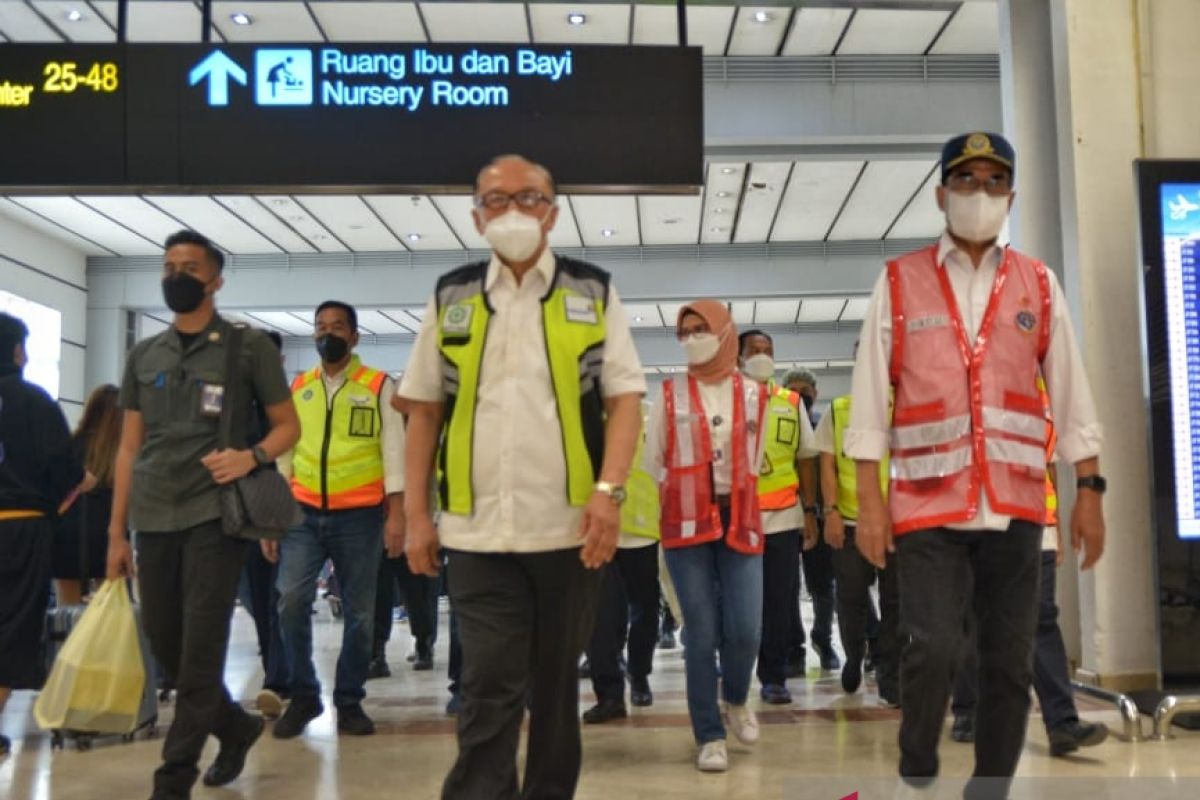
[845,132,1107,797]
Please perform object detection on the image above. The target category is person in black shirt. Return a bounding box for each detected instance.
[0,311,91,757]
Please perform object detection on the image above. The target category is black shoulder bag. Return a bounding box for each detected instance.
[218,324,302,541]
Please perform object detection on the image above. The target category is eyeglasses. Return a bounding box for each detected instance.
[946,171,1012,197]
[475,190,553,211]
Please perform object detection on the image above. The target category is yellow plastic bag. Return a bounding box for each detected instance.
[34,580,146,734]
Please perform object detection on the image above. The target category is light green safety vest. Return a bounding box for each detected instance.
[830,395,889,521]
[620,427,660,540]
[435,256,609,515]
[757,385,802,510]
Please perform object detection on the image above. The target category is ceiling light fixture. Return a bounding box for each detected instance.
[567,12,587,26]
[714,208,728,214]
[720,167,736,175]
[407,233,422,242]
[230,12,252,26]
[716,190,730,198]
[634,315,644,322]
[711,226,725,233]
[753,10,773,24]
[65,9,84,22]
[601,228,615,237]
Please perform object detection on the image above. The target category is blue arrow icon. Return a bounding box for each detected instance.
[189,50,247,106]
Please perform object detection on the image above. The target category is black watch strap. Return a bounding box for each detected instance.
[1076,475,1107,495]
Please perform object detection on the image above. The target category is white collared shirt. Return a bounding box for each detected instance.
[399,248,646,553]
[845,231,1103,531]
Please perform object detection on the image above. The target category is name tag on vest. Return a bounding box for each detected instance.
[564,296,597,324]
[907,314,949,332]
[442,303,474,336]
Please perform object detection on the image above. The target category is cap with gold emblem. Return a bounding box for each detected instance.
[940,131,1015,184]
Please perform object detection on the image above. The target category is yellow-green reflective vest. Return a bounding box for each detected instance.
[757,385,802,510]
[621,427,660,540]
[830,395,888,521]
[435,256,608,515]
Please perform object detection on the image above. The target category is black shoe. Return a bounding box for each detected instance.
[445,693,462,716]
[273,695,324,739]
[583,699,628,724]
[337,703,376,736]
[841,659,863,694]
[367,656,391,680]
[413,650,434,671]
[1048,719,1109,757]
[630,678,653,707]
[658,630,677,650]
[0,733,10,756]
[760,684,792,704]
[814,641,841,671]
[951,714,975,743]
[202,714,265,787]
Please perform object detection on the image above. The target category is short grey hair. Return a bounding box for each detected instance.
[783,368,817,390]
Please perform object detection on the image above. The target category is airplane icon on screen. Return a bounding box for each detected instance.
[1169,193,1200,221]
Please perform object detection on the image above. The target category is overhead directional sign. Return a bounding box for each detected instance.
[0,43,703,193]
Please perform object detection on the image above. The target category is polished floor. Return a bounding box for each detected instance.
[2,597,1197,800]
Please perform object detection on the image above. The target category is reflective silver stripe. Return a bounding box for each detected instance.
[440,361,460,393]
[437,276,485,308]
[985,438,1046,472]
[681,520,697,539]
[890,413,971,450]
[671,380,698,523]
[891,445,973,481]
[982,406,1045,442]
[555,271,607,300]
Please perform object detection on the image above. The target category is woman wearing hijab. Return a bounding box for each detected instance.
[644,300,768,773]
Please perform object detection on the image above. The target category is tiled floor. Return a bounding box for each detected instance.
[1,600,1196,799]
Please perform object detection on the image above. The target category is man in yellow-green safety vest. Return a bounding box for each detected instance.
[816,391,899,705]
[274,301,407,740]
[738,330,817,706]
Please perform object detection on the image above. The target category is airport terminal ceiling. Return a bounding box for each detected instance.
[0,0,1003,375]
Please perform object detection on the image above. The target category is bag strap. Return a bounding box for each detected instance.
[78,493,88,591]
[218,323,245,451]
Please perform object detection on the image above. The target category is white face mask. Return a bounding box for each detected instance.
[483,209,546,263]
[743,353,775,383]
[682,333,721,365]
[945,190,1009,243]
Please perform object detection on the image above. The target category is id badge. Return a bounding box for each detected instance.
[200,383,225,417]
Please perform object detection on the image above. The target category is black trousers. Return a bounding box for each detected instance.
[585,544,660,702]
[242,544,287,694]
[895,521,1041,785]
[374,552,439,658]
[952,549,1079,733]
[801,536,836,648]
[0,517,54,690]
[758,530,801,686]
[833,525,900,698]
[443,548,602,800]
[137,521,254,797]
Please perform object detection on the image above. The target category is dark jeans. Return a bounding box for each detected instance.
[137,521,253,797]
[443,548,602,800]
[758,529,801,686]
[896,520,1041,786]
[374,552,440,659]
[800,535,836,649]
[242,544,287,694]
[277,505,382,707]
[952,549,1079,733]
[833,525,900,698]
[585,543,660,702]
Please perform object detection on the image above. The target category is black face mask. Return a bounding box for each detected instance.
[315,334,350,364]
[161,272,208,314]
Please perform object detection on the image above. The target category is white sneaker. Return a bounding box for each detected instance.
[696,739,728,772]
[723,702,759,745]
[255,689,284,719]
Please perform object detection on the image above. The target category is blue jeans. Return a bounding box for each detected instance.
[664,539,763,744]
[277,505,383,707]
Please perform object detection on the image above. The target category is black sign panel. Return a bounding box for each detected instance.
[0,43,703,193]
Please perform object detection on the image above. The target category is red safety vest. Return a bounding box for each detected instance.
[660,373,768,554]
[887,244,1051,535]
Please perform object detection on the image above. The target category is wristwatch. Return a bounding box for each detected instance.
[803,505,818,515]
[822,505,839,516]
[594,481,627,506]
[252,445,270,467]
[1076,475,1107,495]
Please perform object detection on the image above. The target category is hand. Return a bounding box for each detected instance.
[106,535,135,580]
[824,510,845,550]
[80,470,99,494]
[1055,524,1065,568]
[578,491,620,569]
[1071,489,1106,570]
[802,512,820,551]
[201,449,256,485]
[385,513,406,559]
[855,488,893,570]
[405,512,441,577]
[261,540,280,564]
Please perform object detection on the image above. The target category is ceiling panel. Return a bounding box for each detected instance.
[358,308,419,335]
[243,310,313,336]
[144,195,283,253]
[549,198,583,248]
[701,163,746,245]
[431,196,489,249]
[32,1,113,41]
[569,196,639,247]
[211,1,323,42]
[93,1,202,42]
[658,302,685,329]
[838,8,951,55]
[0,1,60,40]
[638,194,702,246]
[309,1,426,42]
[623,303,661,329]
[755,299,799,325]
[781,7,852,56]
[631,4,735,55]
[827,160,935,241]
[294,196,402,251]
[0,197,110,255]
[840,297,870,321]
[729,301,755,325]
[733,161,790,244]
[797,298,847,324]
[420,2,529,43]
[931,1,1000,54]
[75,196,184,247]
[727,6,790,56]
[258,195,348,252]
[364,195,463,251]
[770,161,863,242]
[8,196,158,254]
[886,168,943,240]
[529,3,630,45]
[828,359,856,369]
[212,196,318,252]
